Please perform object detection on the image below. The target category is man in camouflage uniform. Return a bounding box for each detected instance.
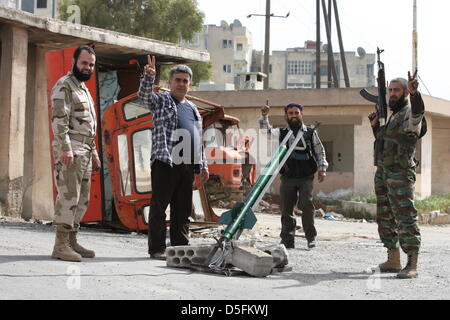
[369,71,425,278]
[51,46,101,262]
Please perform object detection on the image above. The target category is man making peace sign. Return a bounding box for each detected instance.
[369,70,426,279]
[138,55,209,260]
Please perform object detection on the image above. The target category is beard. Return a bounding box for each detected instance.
[389,94,408,113]
[287,117,302,130]
[72,64,92,82]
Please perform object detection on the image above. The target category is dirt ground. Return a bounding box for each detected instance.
[1,212,449,301]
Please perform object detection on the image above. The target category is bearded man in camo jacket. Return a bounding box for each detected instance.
[50,46,101,262]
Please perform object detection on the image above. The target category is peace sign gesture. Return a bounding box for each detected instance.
[408,70,419,95]
[144,55,156,76]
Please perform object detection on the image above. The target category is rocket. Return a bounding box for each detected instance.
[205,129,304,267]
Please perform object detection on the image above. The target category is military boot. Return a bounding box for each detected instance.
[69,231,95,258]
[52,230,82,262]
[378,248,402,272]
[397,253,418,279]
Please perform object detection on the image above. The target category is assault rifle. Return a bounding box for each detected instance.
[360,48,388,123]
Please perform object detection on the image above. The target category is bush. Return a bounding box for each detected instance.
[415,192,450,214]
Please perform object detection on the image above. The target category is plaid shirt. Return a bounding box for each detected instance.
[259,115,329,172]
[138,73,207,170]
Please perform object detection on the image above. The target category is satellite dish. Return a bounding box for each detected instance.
[357,47,366,58]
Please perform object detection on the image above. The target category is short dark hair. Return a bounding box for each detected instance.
[169,65,193,80]
[73,45,96,62]
[284,102,304,113]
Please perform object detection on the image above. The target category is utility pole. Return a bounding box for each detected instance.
[333,0,350,87]
[264,0,270,90]
[412,0,418,74]
[316,0,321,89]
[327,0,332,88]
[320,0,338,87]
[247,0,289,90]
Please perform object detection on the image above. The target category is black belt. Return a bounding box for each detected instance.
[69,133,95,146]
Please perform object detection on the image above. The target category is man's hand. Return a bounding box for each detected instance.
[144,55,156,76]
[61,150,74,167]
[199,169,209,185]
[408,70,419,95]
[261,105,270,116]
[318,171,326,183]
[368,111,379,127]
[92,155,101,171]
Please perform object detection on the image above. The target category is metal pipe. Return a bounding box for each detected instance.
[412,0,418,74]
[333,0,350,87]
[263,0,271,89]
[320,0,338,87]
[316,0,321,89]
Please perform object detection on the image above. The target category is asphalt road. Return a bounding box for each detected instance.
[1,213,449,301]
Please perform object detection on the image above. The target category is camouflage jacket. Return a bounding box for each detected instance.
[373,92,425,169]
[51,72,98,157]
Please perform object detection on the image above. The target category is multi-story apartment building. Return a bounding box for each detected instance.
[0,0,57,18]
[181,19,253,90]
[267,41,375,89]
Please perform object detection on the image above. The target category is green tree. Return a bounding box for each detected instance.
[58,0,204,43]
[160,62,212,87]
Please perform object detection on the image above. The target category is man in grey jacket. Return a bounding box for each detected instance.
[260,103,328,249]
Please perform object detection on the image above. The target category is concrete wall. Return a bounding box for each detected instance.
[0,24,28,217]
[431,116,450,194]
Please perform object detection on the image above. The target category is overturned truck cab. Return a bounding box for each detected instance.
[101,89,255,232]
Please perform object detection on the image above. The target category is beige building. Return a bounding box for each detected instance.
[181,19,253,90]
[192,88,450,199]
[267,41,376,89]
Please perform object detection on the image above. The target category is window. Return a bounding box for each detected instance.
[356,64,365,75]
[123,98,150,121]
[132,129,152,193]
[287,60,312,75]
[37,0,47,8]
[117,134,131,196]
[236,43,243,51]
[222,39,233,48]
[287,83,313,89]
[223,64,231,73]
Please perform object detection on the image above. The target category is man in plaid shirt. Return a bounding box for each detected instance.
[138,56,209,260]
[259,103,328,250]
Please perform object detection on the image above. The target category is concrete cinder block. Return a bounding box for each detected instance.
[258,244,289,268]
[166,245,224,268]
[230,245,273,277]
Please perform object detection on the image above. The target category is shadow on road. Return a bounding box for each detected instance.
[268,270,395,288]
[0,255,152,264]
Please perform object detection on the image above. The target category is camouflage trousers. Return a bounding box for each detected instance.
[53,143,92,231]
[374,166,421,254]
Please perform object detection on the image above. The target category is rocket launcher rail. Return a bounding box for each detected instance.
[205,129,304,269]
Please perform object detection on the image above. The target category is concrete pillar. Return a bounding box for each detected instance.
[416,115,432,199]
[353,117,377,196]
[22,45,54,220]
[0,25,28,217]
